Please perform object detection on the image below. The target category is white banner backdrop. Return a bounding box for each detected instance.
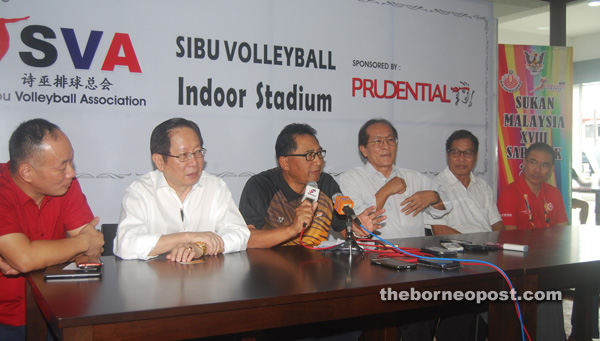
[0,0,494,224]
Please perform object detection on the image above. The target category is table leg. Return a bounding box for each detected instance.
[489,273,526,341]
[361,314,396,341]
[26,280,47,341]
[573,283,596,341]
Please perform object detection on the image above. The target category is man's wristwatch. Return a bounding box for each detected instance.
[431,191,441,206]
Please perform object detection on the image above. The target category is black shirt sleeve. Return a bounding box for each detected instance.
[318,173,346,232]
[239,173,272,230]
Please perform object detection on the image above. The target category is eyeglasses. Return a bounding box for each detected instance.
[447,149,476,158]
[285,149,326,161]
[525,158,552,170]
[163,148,207,162]
[367,137,398,148]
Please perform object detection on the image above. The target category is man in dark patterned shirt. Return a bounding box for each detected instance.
[240,123,384,248]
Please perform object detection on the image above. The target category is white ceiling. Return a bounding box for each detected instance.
[491,0,600,61]
[495,0,600,38]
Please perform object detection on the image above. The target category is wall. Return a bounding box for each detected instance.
[0,0,495,223]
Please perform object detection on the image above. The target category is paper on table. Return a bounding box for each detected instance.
[177,259,206,265]
[63,262,79,270]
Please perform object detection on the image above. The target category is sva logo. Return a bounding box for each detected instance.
[19,25,141,73]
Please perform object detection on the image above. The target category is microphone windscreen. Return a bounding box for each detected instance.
[332,194,354,215]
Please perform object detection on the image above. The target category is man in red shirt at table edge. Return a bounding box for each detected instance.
[497,142,567,230]
[0,119,104,341]
[497,142,568,341]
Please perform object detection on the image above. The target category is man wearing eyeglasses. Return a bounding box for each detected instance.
[497,142,567,230]
[340,119,463,340]
[498,143,569,341]
[425,130,504,235]
[239,123,383,248]
[340,118,451,240]
[114,118,249,261]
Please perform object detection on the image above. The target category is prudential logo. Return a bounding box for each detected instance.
[0,16,30,62]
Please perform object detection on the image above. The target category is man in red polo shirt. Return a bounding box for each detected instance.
[497,142,567,230]
[0,119,104,340]
[497,142,568,341]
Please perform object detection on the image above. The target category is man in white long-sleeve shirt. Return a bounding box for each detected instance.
[339,118,451,239]
[340,119,478,341]
[425,129,504,235]
[114,118,249,261]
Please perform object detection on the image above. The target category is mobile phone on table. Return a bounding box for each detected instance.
[75,256,102,270]
[462,244,497,252]
[440,239,498,252]
[417,258,461,270]
[421,246,458,257]
[440,242,464,252]
[371,257,417,270]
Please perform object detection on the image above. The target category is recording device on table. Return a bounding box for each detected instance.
[417,258,461,270]
[439,241,464,252]
[485,242,528,252]
[440,239,499,252]
[421,246,458,257]
[371,257,417,270]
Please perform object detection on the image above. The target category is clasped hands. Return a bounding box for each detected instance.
[166,232,224,263]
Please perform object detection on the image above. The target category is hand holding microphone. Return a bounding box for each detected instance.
[292,181,320,234]
[302,181,320,203]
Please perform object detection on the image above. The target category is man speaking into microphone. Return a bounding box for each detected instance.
[239,123,384,248]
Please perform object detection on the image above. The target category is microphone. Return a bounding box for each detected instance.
[302,181,320,203]
[300,181,320,229]
[332,193,362,226]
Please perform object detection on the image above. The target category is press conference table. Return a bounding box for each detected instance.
[26,226,600,341]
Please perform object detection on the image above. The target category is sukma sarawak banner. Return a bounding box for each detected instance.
[498,44,573,214]
[0,0,494,223]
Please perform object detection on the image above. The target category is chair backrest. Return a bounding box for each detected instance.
[100,224,118,257]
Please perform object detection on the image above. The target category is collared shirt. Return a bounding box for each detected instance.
[239,168,344,246]
[339,162,451,239]
[114,170,250,260]
[497,175,567,229]
[0,162,93,326]
[424,166,501,233]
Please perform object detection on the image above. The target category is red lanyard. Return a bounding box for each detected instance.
[523,194,550,228]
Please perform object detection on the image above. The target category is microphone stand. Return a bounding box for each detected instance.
[325,216,364,259]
